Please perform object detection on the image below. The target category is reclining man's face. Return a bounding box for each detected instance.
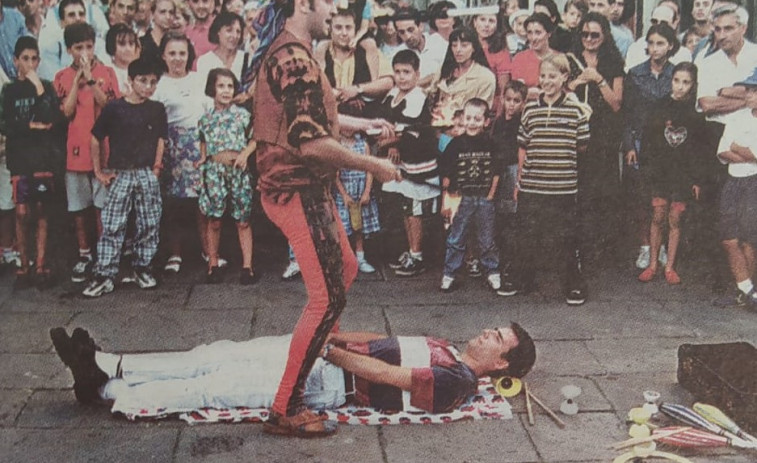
[468,327,518,370]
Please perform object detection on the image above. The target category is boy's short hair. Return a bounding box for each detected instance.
[540,52,571,75]
[208,12,244,46]
[452,109,464,119]
[58,0,85,20]
[504,80,528,101]
[464,97,489,114]
[392,49,420,71]
[105,23,138,56]
[204,67,239,97]
[128,56,164,79]
[64,22,96,48]
[14,36,39,58]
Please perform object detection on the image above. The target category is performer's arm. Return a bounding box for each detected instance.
[326,332,387,344]
[300,137,400,182]
[324,346,412,390]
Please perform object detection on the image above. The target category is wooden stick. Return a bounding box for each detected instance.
[527,389,566,429]
[524,381,534,426]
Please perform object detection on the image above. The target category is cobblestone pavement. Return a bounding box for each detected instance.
[0,236,755,463]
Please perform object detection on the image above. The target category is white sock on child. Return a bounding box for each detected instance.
[356,251,365,260]
[410,251,422,260]
[737,279,754,295]
[79,248,92,259]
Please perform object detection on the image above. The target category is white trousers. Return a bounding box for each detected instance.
[104,335,347,415]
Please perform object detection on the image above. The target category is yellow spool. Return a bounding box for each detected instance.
[494,377,523,398]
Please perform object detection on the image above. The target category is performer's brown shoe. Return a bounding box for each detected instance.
[263,410,338,438]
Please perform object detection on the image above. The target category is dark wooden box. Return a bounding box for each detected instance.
[677,342,757,433]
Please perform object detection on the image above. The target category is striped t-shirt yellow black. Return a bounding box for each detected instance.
[517,94,590,195]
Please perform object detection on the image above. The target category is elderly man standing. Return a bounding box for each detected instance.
[249,0,401,438]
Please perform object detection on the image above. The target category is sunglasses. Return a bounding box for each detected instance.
[581,31,602,39]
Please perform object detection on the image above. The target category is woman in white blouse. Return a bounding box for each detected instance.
[195,11,245,84]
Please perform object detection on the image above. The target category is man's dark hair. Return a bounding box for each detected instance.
[504,79,528,101]
[128,56,164,79]
[58,0,85,20]
[487,322,536,379]
[208,11,244,46]
[393,6,421,26]
[646,23,680,58]
[106,23,138,56]
[524,12,556,34]
[14,36,39,58]
[205,67,239,97]
[159,32,197,72]
[334,8,358,28]
[64,22,96,48]
[392,48,420,71]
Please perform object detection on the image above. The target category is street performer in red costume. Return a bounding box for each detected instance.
[250,0,401,438]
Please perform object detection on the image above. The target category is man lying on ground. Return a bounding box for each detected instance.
[50,323,535,417]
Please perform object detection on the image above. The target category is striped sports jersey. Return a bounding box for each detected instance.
[517,93,590,195]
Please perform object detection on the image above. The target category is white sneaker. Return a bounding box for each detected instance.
[658,245,668,266]
[487,273,502,291]
[281,261,301,280]
[440,275,455,292]
[358,258,376,274]
[2,250,21,268]
[635,246,650,269]
[82,276,115,298]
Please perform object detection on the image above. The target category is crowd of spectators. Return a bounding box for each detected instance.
[1,0,757,309]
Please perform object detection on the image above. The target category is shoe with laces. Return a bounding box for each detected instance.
[440,275,455,292]
[358,258,376,274]
[565,287,587,305]
[467,259,482,278]
[2,249,22,269]
[50,327,108,404]
[82,276,114,298]
[635,246,650,269]
[713,288,752,308]
[486,273,501,291]
[133,267,157,289]
[71,256,93,282]
[281,261,301,280]
[388,251,411,270]
[497,273,520,296]
[394,256,425,277]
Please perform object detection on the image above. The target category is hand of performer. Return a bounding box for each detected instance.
[367,118,395,139]
[372,157,402,183]
[692,184,701,200]
[387,147,400,164]
[626,150,637,166]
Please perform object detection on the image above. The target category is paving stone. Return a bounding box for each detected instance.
[69,309,254,352]
[522,412,624,461]
[0,312,74,353]
[382,419,539,463]
[0,354,69,388]
[175,423,383,462]
[532,341,607,376]
[186,282,301,310]
[592,372,693,421]
[15,390,182,429]
[0,389,32,426]
[507,373,613,415]
[585,338,685,374]
[0,427,177,463]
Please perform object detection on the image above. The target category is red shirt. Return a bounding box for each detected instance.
[482,42,512,78]
[186,18,215,68]
[511,49,541,89]
[54,62,120,172]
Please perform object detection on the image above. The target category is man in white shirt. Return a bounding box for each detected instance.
[713,69,757,310]
[393,7,445,87]
[624,5,692,72]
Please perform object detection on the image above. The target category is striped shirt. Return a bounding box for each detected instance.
[517,93,590,195]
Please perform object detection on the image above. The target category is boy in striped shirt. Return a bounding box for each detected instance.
[498,54,590,305]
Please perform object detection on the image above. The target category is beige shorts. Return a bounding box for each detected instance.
[65,171,109,212]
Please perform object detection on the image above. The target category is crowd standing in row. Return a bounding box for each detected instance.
[1,0,757,309]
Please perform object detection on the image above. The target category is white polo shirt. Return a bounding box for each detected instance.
[624,37,692,73]
[717,108,757,178]
[697,40,757,124]
[397,33,447,80]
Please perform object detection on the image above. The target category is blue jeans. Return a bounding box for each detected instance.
[444,195,499,277]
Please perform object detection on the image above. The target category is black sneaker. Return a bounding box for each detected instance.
[565,287,587,306]
[82,276,115,298]
[50,327,108,404]
[467,259,482,278]
[71,256,93,283]
[395,256,425,277]
[133,266,157,289]
[497,277,520,296]
[712,288,752,308]
[388,251,411,270]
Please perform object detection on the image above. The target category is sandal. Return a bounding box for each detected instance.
[164,256,182,273]
[638,267,657,283]
[263,410,338,438]
[665,269,681,285]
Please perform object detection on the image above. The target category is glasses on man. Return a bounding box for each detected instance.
[581,31,601,39]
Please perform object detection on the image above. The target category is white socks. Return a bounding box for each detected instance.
[737,279,754,295]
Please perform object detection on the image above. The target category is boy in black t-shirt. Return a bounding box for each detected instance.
[440,98,502,292]
[82,57,167,298]
[0,37,63,289]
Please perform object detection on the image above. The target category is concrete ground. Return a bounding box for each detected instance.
[1,235,756,463]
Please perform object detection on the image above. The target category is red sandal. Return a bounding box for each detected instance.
[664,269,681,285]
[638,267,657,283]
